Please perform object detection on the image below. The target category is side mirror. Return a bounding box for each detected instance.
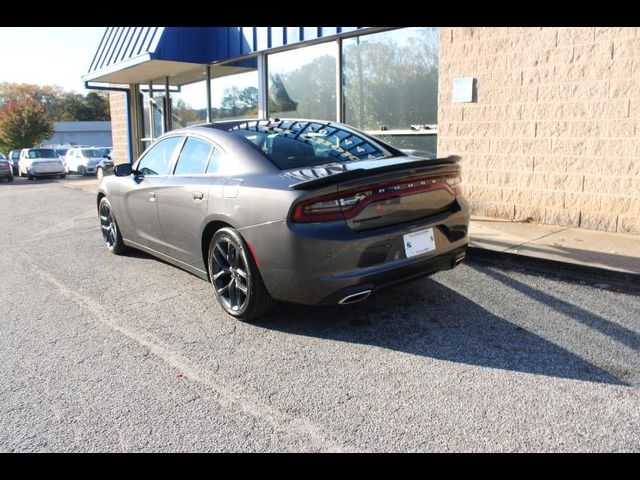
[114,163,132,176]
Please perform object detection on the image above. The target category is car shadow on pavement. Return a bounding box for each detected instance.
[260,277,628,386]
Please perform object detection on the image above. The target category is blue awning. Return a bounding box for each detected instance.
[83,27,371,85]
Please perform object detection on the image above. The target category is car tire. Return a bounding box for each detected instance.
[208,227,276,322]
[98,197,127,255]
[7,176,13,182]
[59,174,66,179]
[96,167,104,180]
[79,166,86,176]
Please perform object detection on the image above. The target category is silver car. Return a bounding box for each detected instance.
[97,119,469,321]
[65,147,111,176]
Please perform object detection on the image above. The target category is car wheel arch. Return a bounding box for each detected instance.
[201,219,237,278]
[97,191,106,210]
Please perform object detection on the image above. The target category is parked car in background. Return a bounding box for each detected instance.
[0,154,13,182]
[65,147,111,176]
[18,148,66,180]
[8,150,21,175]
[96,153,114,180]
[97,119,469,322]
[53,146,71,161]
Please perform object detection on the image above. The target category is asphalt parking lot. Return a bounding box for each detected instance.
[1,175,639,452]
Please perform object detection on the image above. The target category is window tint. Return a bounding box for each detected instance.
[137,137,182,176]
[174,137,212,175]
[28,149,57,159]
[227,119,398,170]
[205,148,224,174]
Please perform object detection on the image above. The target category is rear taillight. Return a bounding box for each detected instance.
[291,172,461,223]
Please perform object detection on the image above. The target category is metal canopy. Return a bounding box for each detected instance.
[83,27,368,86]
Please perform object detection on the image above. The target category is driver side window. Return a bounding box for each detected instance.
[136,137,183,176]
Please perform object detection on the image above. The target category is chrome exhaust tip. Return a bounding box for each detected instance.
[338,289,372,305]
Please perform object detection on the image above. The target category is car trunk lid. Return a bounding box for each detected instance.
[288,155,462,231]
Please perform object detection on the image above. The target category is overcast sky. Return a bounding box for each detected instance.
[0,27,106,93]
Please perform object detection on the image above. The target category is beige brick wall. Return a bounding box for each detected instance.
[438,27,640,234]
[108,91,130,166]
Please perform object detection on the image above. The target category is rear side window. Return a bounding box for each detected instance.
[136,137,183,176]
[205,148,224,174]
[173,137,213,175]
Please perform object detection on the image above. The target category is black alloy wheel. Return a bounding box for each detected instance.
[99,198,126,254]
[208,228,275,321]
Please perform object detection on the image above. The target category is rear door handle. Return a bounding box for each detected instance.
[192,191,204,201]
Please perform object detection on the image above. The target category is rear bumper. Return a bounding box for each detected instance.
[240,197,470,305]
[29,165,65,175]
[317,245,467,305]
[0,167,12,177]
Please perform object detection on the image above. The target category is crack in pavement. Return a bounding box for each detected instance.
[19,252,352,452]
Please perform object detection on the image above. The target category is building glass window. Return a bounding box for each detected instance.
[211,65,259,121]
[268,42,336,120]
[171,79,208,128]
[342,28,439,156]
[140,86,166,141]
[373,134,437,159]
[141,91,152,139]
[153,91,165,136]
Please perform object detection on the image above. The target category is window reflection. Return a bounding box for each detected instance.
[268,42,336,120]
[225,119,396,170]
[211,70,258,121]
[373,134,437,159]
[171,80,208,128]
[343,28,439,131]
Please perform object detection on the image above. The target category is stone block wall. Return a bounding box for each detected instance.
[438,27,640,234]
[108,91,130,166]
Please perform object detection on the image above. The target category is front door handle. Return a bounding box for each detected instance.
[192,191,204,201]
[149,192,156,202]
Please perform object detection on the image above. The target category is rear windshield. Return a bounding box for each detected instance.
[28,149,57,159]
[226,120,400,170]
[81,148,110,158]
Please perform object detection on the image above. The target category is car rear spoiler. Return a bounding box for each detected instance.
[289,156,461,190]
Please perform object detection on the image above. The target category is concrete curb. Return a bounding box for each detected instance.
[466,246,640,295]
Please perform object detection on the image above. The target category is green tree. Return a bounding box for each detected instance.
[0,88,55,152]
[268,74,298,115]
[269,56,336,120]
[220,86,258,118]
[0,82,110,122]
[172,98,200,127]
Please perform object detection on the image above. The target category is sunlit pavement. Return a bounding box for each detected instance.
[1,176,638,452]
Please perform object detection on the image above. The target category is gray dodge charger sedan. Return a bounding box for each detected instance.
[97,119,469,321]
